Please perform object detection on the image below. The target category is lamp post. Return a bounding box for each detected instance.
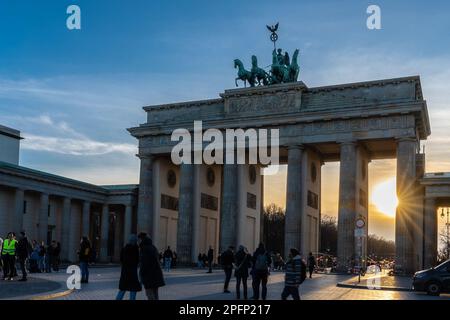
[441,207,450,260]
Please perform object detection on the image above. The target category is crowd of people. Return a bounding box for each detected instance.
[217,243,310,300]
[0,231,62,281]
[2,230,315,301]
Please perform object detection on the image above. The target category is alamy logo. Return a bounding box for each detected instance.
[366,265,382,290]
[367,5,381,30]
[171,121,280,175]
[66,5,81,30]
[66,265,81,290]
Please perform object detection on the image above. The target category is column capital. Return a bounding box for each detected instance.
[137,152,154,160]
[337,140,357,146]
[286,144,304,150]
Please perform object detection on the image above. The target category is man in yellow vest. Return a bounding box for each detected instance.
[2,232,17,281]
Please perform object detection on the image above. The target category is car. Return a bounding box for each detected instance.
[412,259,450,296]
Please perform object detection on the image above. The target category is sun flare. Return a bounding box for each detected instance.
[371,177,398,218]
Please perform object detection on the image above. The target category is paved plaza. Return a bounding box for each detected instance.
[3,267,449,300]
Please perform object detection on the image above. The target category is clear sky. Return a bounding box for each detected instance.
[1,0,450,241]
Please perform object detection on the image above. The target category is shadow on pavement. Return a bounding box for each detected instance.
[0,277,62,299]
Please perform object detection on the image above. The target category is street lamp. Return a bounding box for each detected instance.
[441,207,450,260]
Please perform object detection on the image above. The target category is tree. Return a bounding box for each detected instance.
[262,204,285,254]
[367,234,395,259]
[320,215,338,255]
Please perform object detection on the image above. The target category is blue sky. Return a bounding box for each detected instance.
[1,1,450,238]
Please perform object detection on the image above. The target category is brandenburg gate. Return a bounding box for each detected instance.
[128,75,432,274]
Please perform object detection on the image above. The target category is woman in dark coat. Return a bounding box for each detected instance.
[116,235,142,300]
[234,245,252,299]
[138,233,165,300]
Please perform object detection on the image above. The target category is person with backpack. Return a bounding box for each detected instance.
[234,245,252,300]
[281,248,306,300]
[251,243,272,300]
[220,246,234,293]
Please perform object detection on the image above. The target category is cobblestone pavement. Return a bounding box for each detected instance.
[23,268,450,300]
[339,270,412,290]
[0,276,62,299]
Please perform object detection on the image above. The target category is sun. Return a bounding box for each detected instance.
[371,177,398,218]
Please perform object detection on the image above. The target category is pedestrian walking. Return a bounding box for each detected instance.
[163,246,173,272]
[16,231,32,281]
[172,251,177,268]
[281,248,306,300]
[29,240,40,273]
[2,232,17,280]
[251,243,272,300]
[234,246,252,300]
[116,235,142,300]
[38,241,46,273]
[197,253,203,268]
[78,237,92,283]
[207,246,214,273]
[308,252,316,278]
[221,246,234,293]
[45,242,53,273]
[52,242,61,271]
[138,233,165,300]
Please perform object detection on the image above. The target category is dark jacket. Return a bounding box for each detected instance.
[163,249,173,259]
[252,248,272,275]
[207,248,214,261]
[78,240,91,262]
[16,236,32,259]
[308,255,316,268]
[119,244,142,292]
[221,249,234,268]
[234,250,252,278]
[139,237,165,289]
[285,255,303,286]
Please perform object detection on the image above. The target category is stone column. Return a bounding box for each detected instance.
[191,165,201,263]
[260,174,265,243]
[61,197,72,261]
[137,154,154,236]
[123,204,133,244]
[284,145,303,257]
[236,164,246,247]
[13,188,24,234]
[39,193,49,244]
[395,138,417,274]
[337,142,357,271]
[176,163,194,264]
[81,201,91,238]
[423,198,437,269]
[99,204,110,262]
[113,213,122,261]
[219,164,238,253]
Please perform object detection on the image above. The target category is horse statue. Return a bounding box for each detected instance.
[288,49,300,82]
[251,55,269,86]
[234,59,255,87]
[270,49,289,84]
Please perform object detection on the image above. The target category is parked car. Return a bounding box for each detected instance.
[412,259,450,296]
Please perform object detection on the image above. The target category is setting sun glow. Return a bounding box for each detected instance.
[371,177,398,218]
